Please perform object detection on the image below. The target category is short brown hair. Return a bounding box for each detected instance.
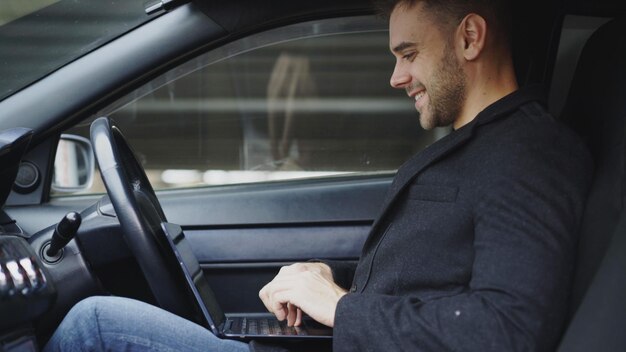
[374,0,512,44]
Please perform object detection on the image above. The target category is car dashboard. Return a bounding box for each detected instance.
[0,128,57,351]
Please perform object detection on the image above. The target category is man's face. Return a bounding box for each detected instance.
[389,2,466,130]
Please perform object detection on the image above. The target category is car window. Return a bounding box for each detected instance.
[55,16,450,195]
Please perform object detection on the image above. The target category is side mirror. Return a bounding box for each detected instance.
[52,134,95,193]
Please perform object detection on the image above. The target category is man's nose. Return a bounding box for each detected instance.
[389,65,411,89]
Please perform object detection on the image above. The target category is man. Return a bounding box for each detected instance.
[45,0,592,351]
[254,1,591,351]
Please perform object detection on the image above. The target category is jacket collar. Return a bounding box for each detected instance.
[469,85,546,130]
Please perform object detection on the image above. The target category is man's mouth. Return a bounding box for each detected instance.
[414,91,426,102]
[408,89,427,111]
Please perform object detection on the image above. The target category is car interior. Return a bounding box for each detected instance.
[0,0,624,351]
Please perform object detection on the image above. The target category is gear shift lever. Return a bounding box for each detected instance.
[46,212,82,257]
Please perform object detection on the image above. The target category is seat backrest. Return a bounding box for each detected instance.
[557,17,626,350]
[558,210,626,351]
[559,17,626,314]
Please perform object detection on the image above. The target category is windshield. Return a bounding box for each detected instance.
[0,0,155,101]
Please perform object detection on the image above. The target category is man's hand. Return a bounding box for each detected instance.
[259,263,347,327]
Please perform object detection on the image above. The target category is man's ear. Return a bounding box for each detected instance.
[457,13,487,61]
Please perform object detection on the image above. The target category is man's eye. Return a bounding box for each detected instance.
[402,52,415,61]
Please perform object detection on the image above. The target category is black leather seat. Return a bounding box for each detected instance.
[557,17,626,351]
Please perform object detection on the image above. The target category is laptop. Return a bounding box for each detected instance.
[160,222,333,341]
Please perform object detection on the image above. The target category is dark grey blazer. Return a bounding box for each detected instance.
[250,87,592,352]
[328,87,593,351]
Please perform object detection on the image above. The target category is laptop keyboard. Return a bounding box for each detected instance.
[232,317,307,336]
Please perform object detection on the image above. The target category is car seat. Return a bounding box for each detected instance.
[557,17,626,351]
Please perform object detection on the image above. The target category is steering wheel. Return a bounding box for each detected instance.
[90,117,199,322]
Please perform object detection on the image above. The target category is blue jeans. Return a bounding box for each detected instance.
[44,296,250,352]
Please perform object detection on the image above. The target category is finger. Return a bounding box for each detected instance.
[258,284,274,313]
[260,282,289,316]
[295,307,302,327]
[287,303,297,326]
[271,292,290,321]
[270,289,300,322]
[259,274,296,314]
[274,303,288,321]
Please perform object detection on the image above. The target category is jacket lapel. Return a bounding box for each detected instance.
[361,126,474,253]
[361,86,545,254]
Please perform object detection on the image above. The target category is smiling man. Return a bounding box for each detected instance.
[45,1,592,351]
[390,6,467,130]
[256,0,592,351]
[387,0,517,131]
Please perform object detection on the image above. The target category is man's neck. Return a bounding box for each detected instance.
[453,59,519,130]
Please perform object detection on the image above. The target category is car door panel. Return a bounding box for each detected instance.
[159,176,391,225]
[187,224,368,312]
[187,225,369,264]
[159,176,390,312]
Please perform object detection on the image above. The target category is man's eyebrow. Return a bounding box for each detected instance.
[391,41,417,53]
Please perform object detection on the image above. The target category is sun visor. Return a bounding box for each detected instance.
[0,128,34,207]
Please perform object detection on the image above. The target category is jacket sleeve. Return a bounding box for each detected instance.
[332,143,593,351]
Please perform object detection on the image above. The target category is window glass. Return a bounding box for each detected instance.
[56,16,449,195]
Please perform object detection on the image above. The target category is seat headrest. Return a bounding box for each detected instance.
[561,18,626,169]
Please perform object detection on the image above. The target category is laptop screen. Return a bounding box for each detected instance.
[161,222,226,332]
